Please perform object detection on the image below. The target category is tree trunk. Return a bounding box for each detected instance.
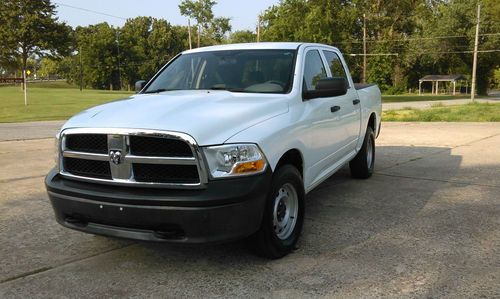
[393,63,403,87]
[22,50,28,91]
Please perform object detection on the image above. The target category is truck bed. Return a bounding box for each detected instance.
[354,83,377,90]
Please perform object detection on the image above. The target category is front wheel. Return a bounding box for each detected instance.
[349,126,375,179]
[252,165,305,259]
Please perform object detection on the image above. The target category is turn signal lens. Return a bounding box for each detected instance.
[233,159,266,174]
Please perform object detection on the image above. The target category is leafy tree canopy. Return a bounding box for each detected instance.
[0,0,71,72]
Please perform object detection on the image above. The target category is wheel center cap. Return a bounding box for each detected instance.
[277,199,286,221]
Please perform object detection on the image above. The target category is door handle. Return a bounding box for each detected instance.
[330,106,341,113]
[353,99,360,105]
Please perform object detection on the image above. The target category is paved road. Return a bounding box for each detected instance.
[0,122,499,298]
[0,120,64,141]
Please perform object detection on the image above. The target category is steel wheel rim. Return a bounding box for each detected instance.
[366,136,373,168]
[273,183,299,240]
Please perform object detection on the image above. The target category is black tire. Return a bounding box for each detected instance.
[349,126,375,179]
[252,165,305,259]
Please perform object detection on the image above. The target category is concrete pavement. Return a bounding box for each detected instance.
[0,122,499,298]
[0,120,64,141]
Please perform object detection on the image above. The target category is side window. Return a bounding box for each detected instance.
[323,50,348,81]
[303,50,327,91]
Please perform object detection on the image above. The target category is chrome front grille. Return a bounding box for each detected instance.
[65,134,108,154]
[129,135,193,157]
[63,157,112,179]
[58,128,207,188]
[132,164,199,184]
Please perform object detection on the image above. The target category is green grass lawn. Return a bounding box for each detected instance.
[383,102,500,122]
[381,94,476,103]
[0,82,132,122]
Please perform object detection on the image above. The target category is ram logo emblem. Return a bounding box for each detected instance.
[109,150,122,165]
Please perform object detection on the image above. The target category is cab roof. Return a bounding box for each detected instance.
[183,42,339,54]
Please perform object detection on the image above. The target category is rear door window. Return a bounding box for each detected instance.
[322,50,348,83]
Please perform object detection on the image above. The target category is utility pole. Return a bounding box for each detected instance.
[116,31,122,90]
[471,3,480,102]
[188,19,192,49]
[197,25,201,48]
[362,13,367,83]
[257,15,261,42]
[79,46,83,91]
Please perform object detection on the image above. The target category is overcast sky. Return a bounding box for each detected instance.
[54,0,279,31]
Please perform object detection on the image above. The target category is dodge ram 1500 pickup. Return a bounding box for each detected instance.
[46,42,381,258]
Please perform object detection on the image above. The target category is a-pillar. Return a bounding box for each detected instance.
[436,81,439,95]
[453,81,456,95]
[419,81,422,95]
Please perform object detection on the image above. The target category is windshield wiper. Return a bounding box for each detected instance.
[143,88,178,94]
[208,86,245,92]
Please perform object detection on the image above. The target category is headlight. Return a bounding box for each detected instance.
[203,144,267,178]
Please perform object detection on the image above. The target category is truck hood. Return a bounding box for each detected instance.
[62,90,289,145]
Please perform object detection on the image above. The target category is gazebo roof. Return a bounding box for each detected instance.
[419,74,466,82]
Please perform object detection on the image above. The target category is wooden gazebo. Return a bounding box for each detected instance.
[418,75,467,95]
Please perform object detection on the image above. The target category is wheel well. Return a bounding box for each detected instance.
[275,149,303,177]
[368,113,376,131]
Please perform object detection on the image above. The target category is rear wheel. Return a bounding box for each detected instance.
[349,126,375,179]
[252,165,305,259]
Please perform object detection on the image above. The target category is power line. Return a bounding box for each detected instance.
[420,49,500,54]
[348,53,398,56]
[346,49,497,56]
[54,2,127,20]
[341,32,500,44]
[347,49,500,56]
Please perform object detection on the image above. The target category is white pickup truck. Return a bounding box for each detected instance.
[46,42,381,258]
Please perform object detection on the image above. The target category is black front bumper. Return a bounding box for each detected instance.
[45,168,272,243]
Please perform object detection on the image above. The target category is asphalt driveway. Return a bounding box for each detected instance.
[0,122,499,298]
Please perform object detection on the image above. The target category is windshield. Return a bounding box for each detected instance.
[144,50,296,94]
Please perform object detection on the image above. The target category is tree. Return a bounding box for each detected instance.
[179,0,215,47]
[260,0,311,42]
[209,17,231,43]
[119,17,154,89]
[0,0,72,79]
[431,0,499,94]
[38,57,59,78]
[260,0,360,79]
[73,23,119,89]
[145,20,188,77]
[57,18,189,90]
[230,30,257,43]
[259,0,500,94]
[119,17,188,89]
[179,0,231,46]
[357,0,430,92]
[493,68,500,89]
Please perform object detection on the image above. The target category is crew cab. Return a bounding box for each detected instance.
[45,42,381,258]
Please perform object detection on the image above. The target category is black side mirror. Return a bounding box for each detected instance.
[135,80,146,93]
[303,77,348,100]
